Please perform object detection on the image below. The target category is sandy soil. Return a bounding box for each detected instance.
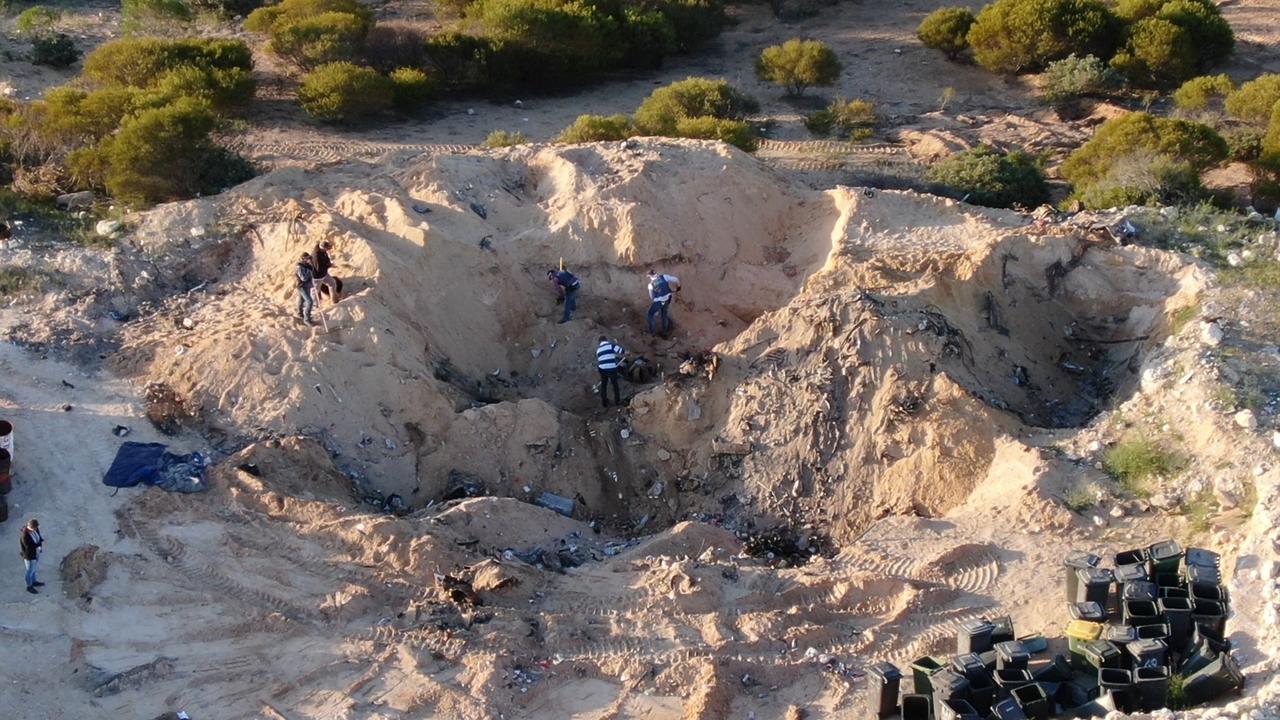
[1,142,1278,719]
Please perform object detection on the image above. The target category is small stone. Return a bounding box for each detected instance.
[190,226,206,237]
[181,317,195,329]
[656,449,672,461]
[1235,409,1258,429]
[1242,249,1256,261]
[1087,440,1103,453]
[466,108,476,116]
[1272,430,1280,449]
[1091,514,1107,528]
[55,190,94,209]
[1201,321,1225,346]
[95,219,122,237]
[646,481,664,498]
[1149,493,1175,510]
[1109,505,1125,519]
[1227,252,1242,267]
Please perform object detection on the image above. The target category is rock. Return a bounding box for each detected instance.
[656,449,672,461]
[1087,440,1103,453]
[1227,252,1243,267]
[466,108,476,116]
[95,219,122,237]
[1109,505,1125,519]
[646,481,664,498]
[711,439,751,455]
[1273,430,1280,449]
[1214,476,1241,509]
[1149,493,1176,511]
[1235,409,1258,429]
[181,317,195,329]
[1091,514,1107,528]
[1242,249,1256,261]
[1201,321,1225,346]
[190,226,206,237]
[55,190,94,209]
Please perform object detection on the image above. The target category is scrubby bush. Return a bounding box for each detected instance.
[363,24,428,72]
[388,67,434,112]
[804,97,877,139]
[1111,0,1234,86]
[1104,435,1183,493]
[1076,151,1204,207]
[1225,127,1262,162]
[101,99,253,204]
[1172,74,1235,114]
[1263,104,1280,171]
[633,77,758,135]
[1225,74,1280,124]
[31,33,80,68]
[83,37,253,90]
[423,32,494,91]
[653,0,726,51]
[268,11,370,68]
[150,65,257,110]
[296,62,391,123]
[619,9,677,69]
[122,0,195,23]
[917,7,975,60]
[1042,54,1116,102]
[967,0,1122,74]
[189,0,266,15]
[15,6,61,37]
[557,114,637,143]
[1062,112,1227,205]
[672,116,758,151]
[245,0,372,32]
[483,130,531,147]
[755,39,842,97]
[925,145,1049,208]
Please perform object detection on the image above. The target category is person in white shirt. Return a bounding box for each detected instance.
[595,336,624,407]
[646,269,680,336]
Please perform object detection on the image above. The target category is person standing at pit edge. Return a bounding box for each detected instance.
[646,268,680,336]
[548,268,581,324]
[596,336,624,408]
[19,518,43,594]
[295,252,316,325]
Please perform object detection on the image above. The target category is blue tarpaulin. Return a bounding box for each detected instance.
[102,441,209,493]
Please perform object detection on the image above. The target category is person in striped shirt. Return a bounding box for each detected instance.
[596,336,624,407]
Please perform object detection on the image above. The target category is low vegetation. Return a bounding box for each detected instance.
[755,39,841,97]
[1103,435,1185,495]
[557,77,759,151]
[1225,74,1280,125]
[804,98,877,140]
[483,130,531,148]
[1172,74,1234,116]
[925,145,1050,209]
[297,62,391,123]
[1042,54,1117,103]
[1061,112,1228,208]
[917,7,975,60]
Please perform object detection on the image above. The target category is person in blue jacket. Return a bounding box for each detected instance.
[547,269,581,323]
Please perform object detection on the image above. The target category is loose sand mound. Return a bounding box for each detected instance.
[110,140,1200,544]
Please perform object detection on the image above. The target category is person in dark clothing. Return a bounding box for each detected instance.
[548,269,581,323]
[19,518,43,594]
[646,268,680,336]
[596,335,623,407]
[312,241,342,303]
[296,253,316,325]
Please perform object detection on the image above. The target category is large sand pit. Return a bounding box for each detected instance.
[1,141,1276,719]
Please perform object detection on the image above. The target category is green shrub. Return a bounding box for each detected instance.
[918,7,975,60]
[189,0,265,15]
[83,37,253,89]
[557,114,637,143]
[1263,103,1280,170]
[471,0,626,81]
[620,8,677,70]
[15,6,61,37]
[925,145,1049,208]
[269,11,369,68]
[1173,74,1235,114]
[1103,435,1184,494]
[0,267,45,299]
[1225,74,1280,124]
[672,116,758,152]
[31,33,80,68]
[1062,112,1228,188]
[363,24,428,73]
[1075,151,1204,208]
[967,0,1122,75]
[296,62,391,123]
[423,32,495,91]
[1114,0,1165,20]
[245,0,372,32]
[755,38,842,97]
[483,129,531,147]
[35,87,143,149]
[1042,53,1116,102]
[122,0,195,24]
[102,99,253,205]
[654,0,727,51]
[1110,17,1195,86]
[387,67,434,112]
[1112,0,1234,86]
[633,76,758,135]
[150,65,257,110]
[804,97,877,138]
[1225,127,1263,163]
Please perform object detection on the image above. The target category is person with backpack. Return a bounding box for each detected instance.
[548,269,581,323]
[19,518,43,594]
[646,268,680,336]
[296,252,316,325]
[596,336,624,407]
